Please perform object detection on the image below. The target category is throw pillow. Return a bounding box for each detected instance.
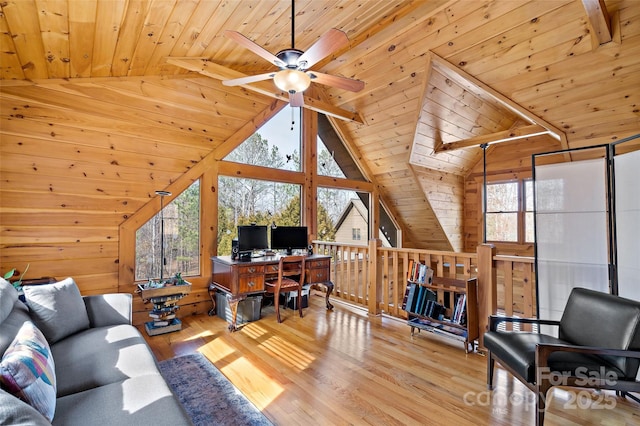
[23,277,90,344]
[0,321,56,422]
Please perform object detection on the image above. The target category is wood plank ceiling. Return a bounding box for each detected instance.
[1,0,639,257]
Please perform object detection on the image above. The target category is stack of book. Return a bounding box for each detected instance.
[148,294,181,326]
[137,281,191,336]
[407,260,434,285]
[452,293,467,325]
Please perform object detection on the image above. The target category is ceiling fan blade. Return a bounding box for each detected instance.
[308,71,364,92]
[222,72,276,87]
[290,91,304,107]
[297,29,349,70]
[224,30,284,67]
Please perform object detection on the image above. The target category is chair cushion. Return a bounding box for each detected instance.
[265,277,300,290]
[485,330,628,384]
[485,331,564,383]
[0,321,57,422]
[23,278,90,344]
[560,287,640,378]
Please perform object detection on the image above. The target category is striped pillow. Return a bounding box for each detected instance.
[0,321,57,422]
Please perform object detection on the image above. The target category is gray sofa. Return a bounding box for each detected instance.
[0,277,192,425]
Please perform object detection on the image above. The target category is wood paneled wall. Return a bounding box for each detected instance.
[0,76,271,300]
[463,135,562,255]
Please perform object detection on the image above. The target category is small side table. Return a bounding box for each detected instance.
[138,283,191,336]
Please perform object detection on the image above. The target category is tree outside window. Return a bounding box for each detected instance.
[217,176,301,255]
[135,180,200,281]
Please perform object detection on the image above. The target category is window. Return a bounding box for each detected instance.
[352,228,361,241]
[318,189,369,244]
[135,180,200,281]
[224,105,301,172]
[485,179,534,244]
[217,176,301,255]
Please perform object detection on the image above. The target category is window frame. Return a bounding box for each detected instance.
[484,177,534,245]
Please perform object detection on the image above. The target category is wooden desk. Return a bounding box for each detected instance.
[210,254,334,331]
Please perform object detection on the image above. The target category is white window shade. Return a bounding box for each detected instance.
[614,149,640,302]
[535,158,610,324]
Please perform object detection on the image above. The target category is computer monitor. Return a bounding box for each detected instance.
[237,225,269,252]
[270,226,308,255]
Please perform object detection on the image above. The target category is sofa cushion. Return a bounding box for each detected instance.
[53,374,192,426]
[0,388,51,426]
[0,281,31,356]
[0,321,57,422]
[24,277,90,344]
[0,278,19,324]
[51,325,160,397]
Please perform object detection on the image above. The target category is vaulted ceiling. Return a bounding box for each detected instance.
[1,0,638,251]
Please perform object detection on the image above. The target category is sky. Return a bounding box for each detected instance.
[255,104,302,157]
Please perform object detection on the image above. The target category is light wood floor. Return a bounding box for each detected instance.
[140,292,640,426]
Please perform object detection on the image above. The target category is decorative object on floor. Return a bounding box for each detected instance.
[137,274,191,336]
[158,352,273,426]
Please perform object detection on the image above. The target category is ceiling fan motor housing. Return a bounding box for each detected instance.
[275,49,306,69]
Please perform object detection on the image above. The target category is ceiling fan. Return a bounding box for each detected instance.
[222,0,364,107]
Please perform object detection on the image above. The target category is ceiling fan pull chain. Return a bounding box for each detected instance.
[291,107,295,130]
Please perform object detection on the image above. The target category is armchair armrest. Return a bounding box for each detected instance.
[489,315,561,332]
[536,342,640,366]
[83,293,133,327]
[535,343,640,391]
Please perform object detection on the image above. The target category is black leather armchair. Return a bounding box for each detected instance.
[484,287,640,425]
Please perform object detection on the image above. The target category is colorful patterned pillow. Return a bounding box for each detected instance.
[0,321,56,422]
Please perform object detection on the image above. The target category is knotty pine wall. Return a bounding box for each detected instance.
[463,135,563,256]
[0,76,275,323]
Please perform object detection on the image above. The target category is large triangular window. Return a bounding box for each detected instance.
[224,104,302,171]
[316,115,397,247]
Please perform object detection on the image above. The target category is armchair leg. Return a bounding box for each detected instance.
[487,353,495,390]
[297,290,303,318]
[536,381,550,426]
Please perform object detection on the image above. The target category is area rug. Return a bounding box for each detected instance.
[158,352,273,426]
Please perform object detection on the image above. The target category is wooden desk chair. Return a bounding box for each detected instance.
[265,255,306,323]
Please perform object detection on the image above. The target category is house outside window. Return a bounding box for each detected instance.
[485,179,534,244]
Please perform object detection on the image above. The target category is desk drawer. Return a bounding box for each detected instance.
[264,263,280,275]
[238,265,264,275]
[307,267,329,283]
[307,259,329,269]
[239,274,264,293]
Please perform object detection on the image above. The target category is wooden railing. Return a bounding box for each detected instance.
[313,240,537,346]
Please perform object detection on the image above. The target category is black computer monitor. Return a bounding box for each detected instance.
[237,225,269,252]
[270,226,308,255]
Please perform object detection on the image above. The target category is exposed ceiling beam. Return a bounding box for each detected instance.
[581,0,613,46]
[436,124,550,152]
[429,53,568,150]
[166,57,364,124]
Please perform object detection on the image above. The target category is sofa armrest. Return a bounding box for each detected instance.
[83,293,133,327]
[489,315,561,332]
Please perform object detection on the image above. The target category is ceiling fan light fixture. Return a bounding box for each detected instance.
[274,69,311,93]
